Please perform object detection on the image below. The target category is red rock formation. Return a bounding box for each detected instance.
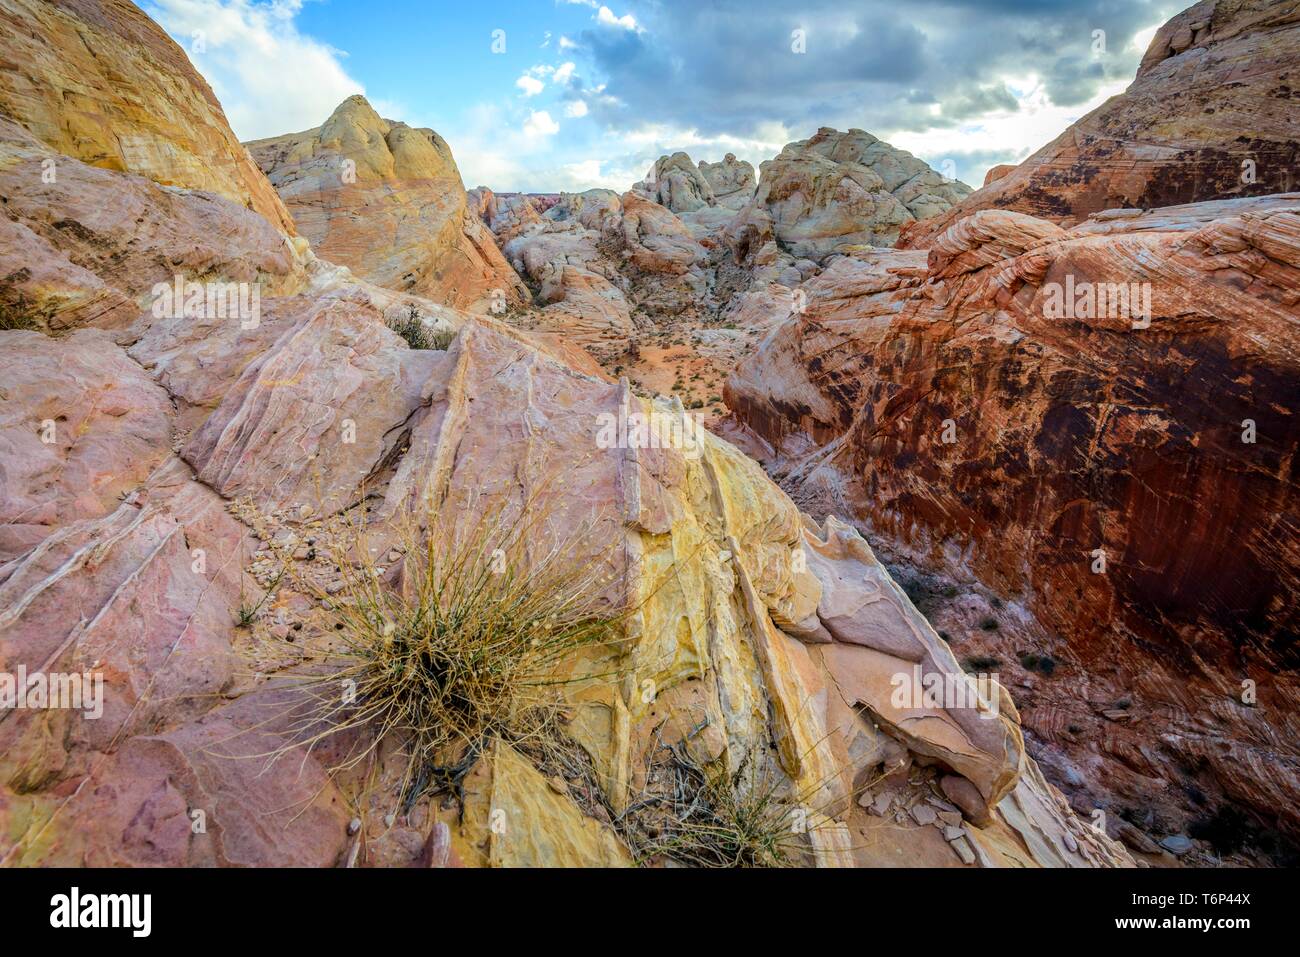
[901,0,1300,247]
[727,195,1300,857]
[983,164,1016,188]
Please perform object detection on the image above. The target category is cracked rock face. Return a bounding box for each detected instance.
[901,0,1300,246]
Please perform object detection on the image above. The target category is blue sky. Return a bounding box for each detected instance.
[143,0,1184,193]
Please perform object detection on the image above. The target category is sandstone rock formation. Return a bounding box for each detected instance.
[639,150,758,215]
[0,0,294,234]
[642,151,718,213]
[983,164,1017,187]
[247,96,527,312]
[726,194,1300,860]
[467,187,559,243]
[699,153,758,210]
[488,187,716,361]
[0,0,1132,870]
[728,128,972,262]
[901,0,1300,246]
[0,117,309,335]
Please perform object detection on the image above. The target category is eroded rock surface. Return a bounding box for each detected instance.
[699,153,758,211]
[0,0,1140,870]
[0,0,294,233]
[729,128,972,261]
[901,0,1300,246]
[726,195,1300,860]
[247,96,527,312]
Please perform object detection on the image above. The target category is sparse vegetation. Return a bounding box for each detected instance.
[619,743,831,867]
[387,307,454,350]
[963,654,1001,672]
[233,565,286,628]
[258,499,622,805]
[1018,651,1057,676]
[0,291,51,332]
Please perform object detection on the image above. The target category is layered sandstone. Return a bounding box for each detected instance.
[0,2,1128,869]
[0,0,294,233]
[901,0,1300,246]
[726,195,1300,859]
[247,96,527,312]
[0,117,310,335]
[728,128,972,262]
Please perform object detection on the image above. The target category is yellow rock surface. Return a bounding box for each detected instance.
[0,0,295,234]
[460,741,631,868]
[247,96,528,312]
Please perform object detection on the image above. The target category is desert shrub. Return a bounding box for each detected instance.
[388,307,454,350]
[618,734,852,868]
[260,500,621,804]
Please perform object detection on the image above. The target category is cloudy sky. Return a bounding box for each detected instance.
[143,0,1185,192]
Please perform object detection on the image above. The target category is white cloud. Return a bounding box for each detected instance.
[523,110,561,139]
[516,74,545,97]
[553,62,577,85]
[559,36,578,50]
[596,6,641,32]
[564,100,590,118]
[144,0,364,140]
[1128,23,1161,54]
[885,73,1130,186]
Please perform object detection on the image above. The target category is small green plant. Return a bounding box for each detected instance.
[387,307,455,351]
[233,565,286,627]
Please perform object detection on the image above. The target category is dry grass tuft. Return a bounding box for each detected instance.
[0,292,50,332]
[618,731,850,868]
[255,496,624,806]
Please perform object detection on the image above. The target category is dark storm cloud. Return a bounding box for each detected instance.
[570,0,1181,140]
